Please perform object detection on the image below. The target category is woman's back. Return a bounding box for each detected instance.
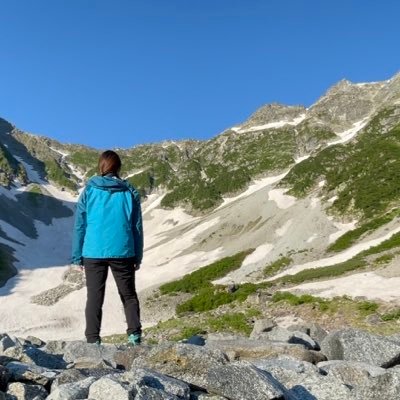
[72,174,143,265]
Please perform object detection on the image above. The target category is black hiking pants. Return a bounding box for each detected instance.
[83,257,141,343]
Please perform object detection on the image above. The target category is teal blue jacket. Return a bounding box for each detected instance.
[71,175,143,265]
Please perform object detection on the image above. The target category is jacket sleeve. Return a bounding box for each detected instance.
[71,189,87,265]
[131,191,144,264]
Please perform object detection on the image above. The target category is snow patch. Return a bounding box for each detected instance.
[217,172,288,210]
[213,243,274,285]
[49,147,69,158]
[267,225,400,281]
[236,114,306,133]
[310,198,319,209]
[276,220,293,237]
[307,234,318,243]
[329,220,357,244]
[13,156,42,183]
[268,189,296,209]
[295,155,310,164]
[142,193,165,215]
[328,117,370,146]
[67,163,85,182]
[124,169,145,179]
[288,272,400,303]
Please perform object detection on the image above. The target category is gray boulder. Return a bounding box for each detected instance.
[250,319,276,338]
[24,336,45,348]
[123,367,190,399]
[114,345,151,370]
[6,382,48,399]
[321,329,400,367]
[135,386,179,399]
[354,368,400,400]
[88,375,135,400]
[2,346,66,370]
[63,342,118,368]
[189,392,227,399]
[287,323,328,346]
[42,341,67,356]
[206,361,285,400]
[206,333,247,342]
[252,327,318,350]
[287,375,355,400]
[0,335,15,355]
[253,358,319,375]
[0,366,10,392]
[50,369,88,389]
[131,343,228,390]
[23,347,67,369]
[318,360,386,387]
[51,368,119,390]
[72,357,111,370]
[251,358,354,400]
[46,377,96,400]
[205,339,325,363]
[5,361,57,386]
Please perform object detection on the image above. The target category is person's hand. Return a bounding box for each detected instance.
[133,263,141,271]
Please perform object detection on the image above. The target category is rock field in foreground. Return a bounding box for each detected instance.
[1,321,400,399]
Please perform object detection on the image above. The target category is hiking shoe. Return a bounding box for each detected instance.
[128,333,141,346]
[87,338,102,346]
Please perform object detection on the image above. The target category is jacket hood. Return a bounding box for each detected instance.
[87,176,130,192]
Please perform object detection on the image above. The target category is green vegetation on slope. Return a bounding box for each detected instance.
[44,159,77,191]
[328,209,400,252]
[173,228,400,315]
[161,125,334,211]
[264,256,292,277]
[159,249,254,294]
[272,231,400,286]
[0,143,27,186]
[272,292,380,316]
[282,108,400,219]
[176,283,264,314]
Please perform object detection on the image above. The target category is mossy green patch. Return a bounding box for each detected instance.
[0,143,27,185]
[357,301,379,315]
[282,109,400,219]
[176,283,265,314]
[264,256,292,277]
[381,309,400,321]
[159,249,254,295]
[328,210,400,252]
[44,159,77,191]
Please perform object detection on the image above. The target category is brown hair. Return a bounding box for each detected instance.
[98,150,122,177]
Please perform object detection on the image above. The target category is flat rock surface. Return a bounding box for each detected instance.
[131,343,228,390]
[205,339,325,363]
[206,361,285,400]
[320,329,400,367]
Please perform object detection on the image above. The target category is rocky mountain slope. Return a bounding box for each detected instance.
[1,72,400,342]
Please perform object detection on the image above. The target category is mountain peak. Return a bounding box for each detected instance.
[240,103,306,130]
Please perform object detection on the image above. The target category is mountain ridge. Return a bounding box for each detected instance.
[2,72,400,342]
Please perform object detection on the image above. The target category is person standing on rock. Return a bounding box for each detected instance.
[71,150,143,346]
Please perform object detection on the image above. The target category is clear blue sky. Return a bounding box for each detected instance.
[0,1,399,149]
